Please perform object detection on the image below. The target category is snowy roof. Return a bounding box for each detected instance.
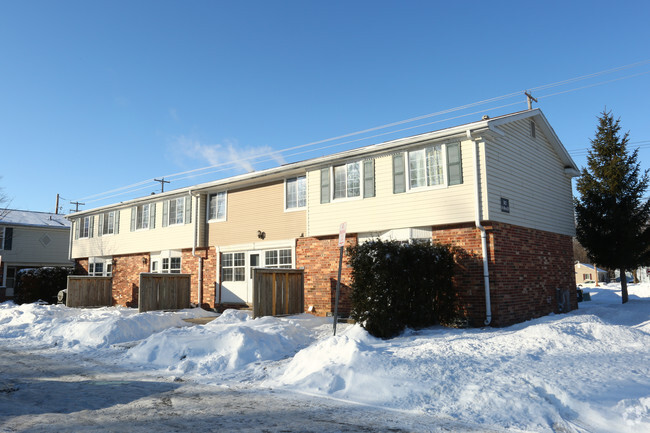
[576,262,607,273]
[0,209,71,229]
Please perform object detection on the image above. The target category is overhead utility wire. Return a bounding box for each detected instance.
[75,59,650,204]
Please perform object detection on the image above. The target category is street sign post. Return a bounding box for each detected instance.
[333,222,346,336]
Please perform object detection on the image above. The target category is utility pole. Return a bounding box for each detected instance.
[524,91,538,110]
[154,177,170,193]
[70,201,85,212]
[55,194,60,214]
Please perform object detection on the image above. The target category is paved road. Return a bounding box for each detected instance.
[0,344,503,433]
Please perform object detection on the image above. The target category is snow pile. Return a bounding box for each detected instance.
[0,302,215,349]
[2,282,650,432]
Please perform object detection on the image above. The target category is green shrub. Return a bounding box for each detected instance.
[14,267,74,304]
[348,240,457,339]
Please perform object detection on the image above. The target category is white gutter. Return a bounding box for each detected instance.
[190,190,203,307]
[67,220,74,261]
[467,130,492,326]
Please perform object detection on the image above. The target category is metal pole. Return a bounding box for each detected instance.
[333,245,343,336]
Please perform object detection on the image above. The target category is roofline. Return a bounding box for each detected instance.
[68,109,576,217]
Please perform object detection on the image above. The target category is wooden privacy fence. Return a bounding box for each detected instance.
[66,276,113,308]
[253,269,304,318]
[139,273,191,313]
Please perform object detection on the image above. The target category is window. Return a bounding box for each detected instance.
[131,203,155,231]
[78,216,92,238]
[99,211,119,236]
[265,249,292,268]
[222,252,245,281]
[409,145,444,189]
[530,120,536,138]
[208,192,227,221]
[162,257,181,273]
[0,228,3,250]
[285,176,306,210]
[88,257,112,276]
[333,161,361,199]
[163,196,191,227]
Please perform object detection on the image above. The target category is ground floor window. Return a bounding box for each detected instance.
[222,252,245,281]
[89,257,112,276]
[162,257,181,273]
[264,249,292,268]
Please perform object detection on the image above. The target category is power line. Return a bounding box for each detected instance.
[73,58,650,205]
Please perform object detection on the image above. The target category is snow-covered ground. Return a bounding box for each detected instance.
[2,283,650,432]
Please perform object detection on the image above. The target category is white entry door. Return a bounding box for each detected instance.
[247,251,262,303]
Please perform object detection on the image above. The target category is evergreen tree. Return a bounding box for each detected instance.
[575,111,650,303]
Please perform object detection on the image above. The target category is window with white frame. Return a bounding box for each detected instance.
[285,176,306,209]
[333,161,361,199]
[0,228,4,250]
[408,144,444,189]
[265,249,292,268]
[99,211,118,235]
[79,216,91,238]
[208,192,227,221]
[168,198,184,225]
[135,204,151,230]
[222,252,245,281]
[88,257,112,276]
[162,257,181,273]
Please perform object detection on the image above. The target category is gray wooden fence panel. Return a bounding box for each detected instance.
[139,273,191,313]
[253,269,304,318]
[66,276,113,308]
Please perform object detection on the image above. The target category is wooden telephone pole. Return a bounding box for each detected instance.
[154,177,170,193]
[524,91,538,110]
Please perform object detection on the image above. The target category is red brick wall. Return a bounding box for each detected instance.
[433,222,576,327]
[112,253,149,307]
[181,248,218,309]
[297,234,357,316]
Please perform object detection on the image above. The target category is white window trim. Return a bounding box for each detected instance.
[284,176,307,212]
[135,204,151,231]
[222,251,246,282]
[150,250,182,273]
[88,257,113,277]
[101,211,116,236]
[405,143,449,193]
[263,248,294,269]
[167,197,185,226]
[207,191,228,223]
[79,216,91,238]
[331,160,364,202]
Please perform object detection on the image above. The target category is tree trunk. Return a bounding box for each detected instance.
[621,268,629,304]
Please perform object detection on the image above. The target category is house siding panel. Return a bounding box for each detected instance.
[208,181,305,247]
[306,140,479,237]
[484,119,575,236]
[0,226,71,265]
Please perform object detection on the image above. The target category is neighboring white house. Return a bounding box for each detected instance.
[0,210,72,298]
[574,262,608,285]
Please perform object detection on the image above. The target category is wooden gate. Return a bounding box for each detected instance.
[66,276,113,308]
[139,273,191,313]
[252,269,304,318]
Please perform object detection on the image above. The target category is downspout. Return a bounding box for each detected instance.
[190,191,203,308]
[468,130,492,326]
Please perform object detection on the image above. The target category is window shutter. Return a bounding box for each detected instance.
[75,218,81,239]
[149,203,156,229]
[185,196,192,224]
[447,143,463,186]
[162,201,169,227]
[393,153,406,193]
[4,227,12,250]
[363,159,375,198]
[98,214,104,237]
[89,216,94,238]
[115,210,120,234]
[130,207,136,231]
[320,168,330,204]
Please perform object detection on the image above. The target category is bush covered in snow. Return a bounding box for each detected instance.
[347,240,457,338]
[13,266,75,304]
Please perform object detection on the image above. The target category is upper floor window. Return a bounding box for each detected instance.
[392,142,462,193]
[285,176,306,210]
[320,159,375,204]
[0,227,10,250]
[163,196,191,227]
[99,210,119,236]
[131,203,155,231]
[76,216,93,239]
[208,192,227,221]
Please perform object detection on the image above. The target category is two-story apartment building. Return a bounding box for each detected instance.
[68,109,579,326]
[0,210,72,299]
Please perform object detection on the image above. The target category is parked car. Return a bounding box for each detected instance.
[578,280,598,288]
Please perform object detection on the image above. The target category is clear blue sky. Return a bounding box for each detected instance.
[2,0,649,213]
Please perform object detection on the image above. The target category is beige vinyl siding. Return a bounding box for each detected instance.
[208,180,306,247]
[307,140,479,237]
[71,196,198,259]
[0,226,71,265]
[484,119,575,236]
